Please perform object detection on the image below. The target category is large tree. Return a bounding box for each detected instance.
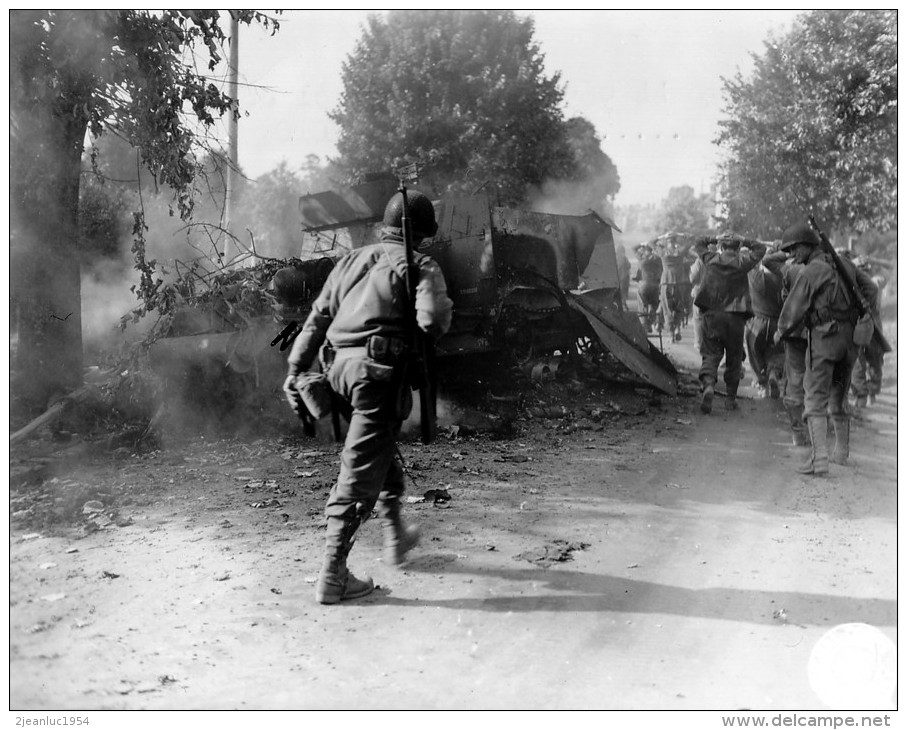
[715,9,896,238]
[329,10,575,206]
[10,10,278,408]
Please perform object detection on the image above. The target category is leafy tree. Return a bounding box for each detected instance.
[716,9,896,238]
[10,10,278,407]
[655,185,712,235]
[330,10,575,206]
[562,117,621,196]
[78,172,133,264]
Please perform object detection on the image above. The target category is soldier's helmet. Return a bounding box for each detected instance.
[781,222,821,252]
[383,190,438,239]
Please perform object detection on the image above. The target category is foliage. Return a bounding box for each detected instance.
[237,157,347,260]
[330,10,576,206]
[119,258,292,343]
[562,117,621,196]
[716,9,896,237]
[654,185,712,236]
[78,172,133,264]
[10,10,279,404]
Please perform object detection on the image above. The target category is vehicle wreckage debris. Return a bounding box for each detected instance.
[407,488,452,505]
[514,540,589,567]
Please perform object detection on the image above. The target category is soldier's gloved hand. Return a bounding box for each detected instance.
[772,330,783,346]
[283,374,302,414]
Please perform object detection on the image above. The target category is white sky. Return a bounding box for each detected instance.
[227,9,804,207]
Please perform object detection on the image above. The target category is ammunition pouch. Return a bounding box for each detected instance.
[366,335,408,365]
[853,312,874,347]
[293,371,333,420]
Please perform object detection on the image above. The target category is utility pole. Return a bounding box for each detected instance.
[222,12,239,264]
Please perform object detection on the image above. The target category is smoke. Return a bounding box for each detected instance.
[527,172,617,218]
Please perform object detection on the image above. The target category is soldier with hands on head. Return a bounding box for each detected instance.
[633,242,663,333]
[692,231,767,413]
[283,190,453,604]
[773,221,877,475]
[652,232,695,342]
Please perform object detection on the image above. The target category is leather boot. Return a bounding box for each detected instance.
[797,416,829,476]
[316,511,374,605]
[767,372,781,400]
[852,395,868,419]
[724,381,739,410]
[786,403,810,447]
[700,383,715,414]
[378,498,419,567]
[830,416,850,465]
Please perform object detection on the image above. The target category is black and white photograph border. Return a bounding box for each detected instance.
[8,8,898,722]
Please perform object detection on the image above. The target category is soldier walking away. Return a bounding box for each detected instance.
[633,242,663,334]
[283,190,453,603]
[745,244,785,399]
[762,246,810,447]
[653,233,695,342]
[774,222,877,475]
[849,256,887,416]
[689,239,716,355]
[692,232,767,413]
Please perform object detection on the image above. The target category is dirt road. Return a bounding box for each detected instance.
[9,319,898,712]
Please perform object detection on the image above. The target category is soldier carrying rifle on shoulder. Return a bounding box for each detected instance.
[282,186,453,604]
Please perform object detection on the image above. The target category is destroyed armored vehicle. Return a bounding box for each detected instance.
[286,177,676,393]
[149,177,677,422]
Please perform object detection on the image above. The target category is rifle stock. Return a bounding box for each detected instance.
[399,184,438,444]
[807,216,891,353]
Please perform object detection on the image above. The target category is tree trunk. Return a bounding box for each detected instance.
[11,93,89,409]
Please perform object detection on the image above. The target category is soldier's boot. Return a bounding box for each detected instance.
[315,509,374,605]
[786,404,810,447]
[797,417,829,476]
[767,372,781,400]
[724,381,739,411]
[378,499,420,567]
[700,383,715,414]
[830,416,851,466]
[852,395,868,419]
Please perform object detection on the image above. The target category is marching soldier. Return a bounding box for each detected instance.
[633,242,663,333]
[774,222,877,475]
[692,232,767,413]
[283,190,453,603]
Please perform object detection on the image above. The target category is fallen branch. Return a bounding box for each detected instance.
[10,386,97,446]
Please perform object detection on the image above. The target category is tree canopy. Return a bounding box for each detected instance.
[10,10,278,407]
[715,9,896,238]
[330,10,584,206]
[654,185,712,236]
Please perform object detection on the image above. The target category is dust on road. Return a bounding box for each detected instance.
[9,326,898,711]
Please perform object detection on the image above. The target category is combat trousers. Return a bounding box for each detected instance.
[850,340,884,398]
[745,314,784,388]
[782,338,807,412]
[692,306,704,354]
[803,322,858,420]
[660,283,690,333]
[637,283,660,332]
[324,355,411,520]
[699,311,747,389]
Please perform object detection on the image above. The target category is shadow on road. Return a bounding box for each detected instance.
[371,557,896,629]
